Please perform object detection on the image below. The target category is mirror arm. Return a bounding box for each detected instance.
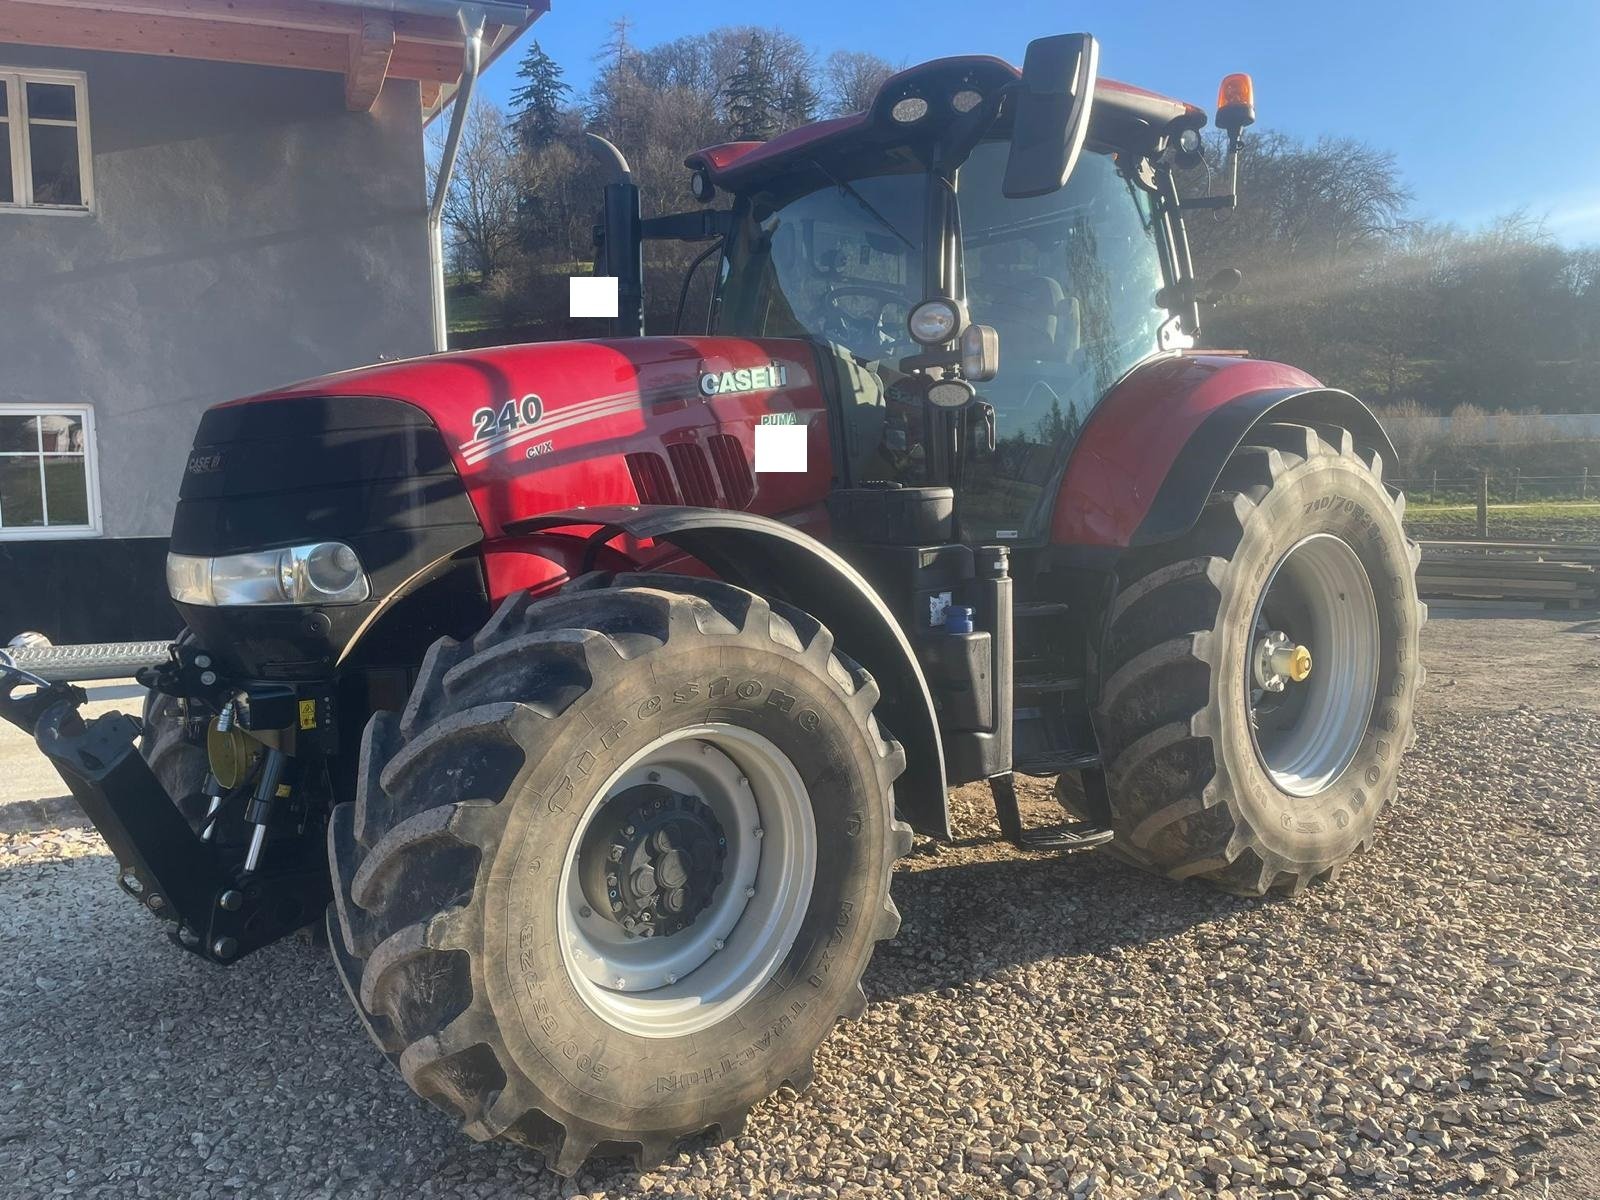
[898,347,961,372]
[1179,126,1244,211]
[641,210,733,242]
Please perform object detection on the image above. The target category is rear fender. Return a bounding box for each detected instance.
[1050,354,1396,548]
[505,506,950,838]
[1130,385,1397,547]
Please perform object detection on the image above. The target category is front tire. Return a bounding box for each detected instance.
[327,574,909,1174]
[1092,422,1424,895]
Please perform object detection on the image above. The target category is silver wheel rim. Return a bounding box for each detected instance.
[1247,533,1380,797]
[557,725,817,1039]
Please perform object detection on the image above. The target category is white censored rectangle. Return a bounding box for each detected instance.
[569,276,619,319]
[754,424,807,473]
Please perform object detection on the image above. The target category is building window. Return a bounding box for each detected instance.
[0,69,93,213]
[0,406,101,537]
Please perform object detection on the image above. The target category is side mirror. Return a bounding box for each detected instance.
[961,324,1000,382]
[1002,33,1100,199]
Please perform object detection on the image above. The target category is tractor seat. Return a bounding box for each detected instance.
[977,272,1064,361]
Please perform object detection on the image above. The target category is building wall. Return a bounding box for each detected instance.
[0,46,436,641]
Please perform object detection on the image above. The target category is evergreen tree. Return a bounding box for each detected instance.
[722,33,782,140]
[781,69,819,128]
[508,40,570,150]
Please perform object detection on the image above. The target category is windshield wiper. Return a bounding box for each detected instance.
[810,159,916,251]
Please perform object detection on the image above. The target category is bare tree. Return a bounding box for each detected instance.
[436,99,522,281]
[822,49,897,115]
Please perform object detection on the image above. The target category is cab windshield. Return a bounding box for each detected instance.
[715,168,928,362]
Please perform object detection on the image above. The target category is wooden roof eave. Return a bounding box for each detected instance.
[0,0,543,115]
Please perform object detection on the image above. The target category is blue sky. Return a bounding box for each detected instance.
[478,0,1600,246]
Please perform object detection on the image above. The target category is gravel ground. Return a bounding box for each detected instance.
[2,614,1598,1199]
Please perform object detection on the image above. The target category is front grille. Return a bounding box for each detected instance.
[709,434,755,509]
[628,438,756,510]
[625,451,679,505]
[667,442,719,507]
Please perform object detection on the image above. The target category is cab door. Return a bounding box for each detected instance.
[954,142,1169,545]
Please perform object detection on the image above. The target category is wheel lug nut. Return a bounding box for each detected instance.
[712,938,725,951]
[745,886,756,898]
[615,977,626,987]
[752,827,764,839]
[665,974,677,985]
[647,771,661,782]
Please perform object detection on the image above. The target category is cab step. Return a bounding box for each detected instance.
[1014,749,1100,776]
[1013,601,1071,619]
[1016,674,1084,694]
[988,770,1114,853]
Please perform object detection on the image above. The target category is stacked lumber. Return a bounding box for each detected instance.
[1418,542,1600,607]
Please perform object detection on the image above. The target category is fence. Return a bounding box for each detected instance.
[1392,470,1599,540]
[1392,470,1596,505]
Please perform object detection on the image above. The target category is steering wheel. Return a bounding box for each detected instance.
[819,283,910,353]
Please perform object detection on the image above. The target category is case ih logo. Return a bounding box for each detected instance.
[699,362,788,397]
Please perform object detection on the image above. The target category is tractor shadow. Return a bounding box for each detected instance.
[867,841,1254,1002]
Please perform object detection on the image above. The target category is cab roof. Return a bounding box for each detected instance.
[687,55,1205,190]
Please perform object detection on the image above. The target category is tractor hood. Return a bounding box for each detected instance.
[168,336,837,676]
[233,336,836,538]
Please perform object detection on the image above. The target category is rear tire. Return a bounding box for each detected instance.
[327,574,910,1175]
[1090,422,1424,895]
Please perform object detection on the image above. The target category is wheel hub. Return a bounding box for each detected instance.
[1252,630,1313,693]
[1246,533,1380,797]
[556,727,818,1038]
[577,784,727,938]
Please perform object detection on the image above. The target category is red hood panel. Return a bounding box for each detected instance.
[241,337,834,539]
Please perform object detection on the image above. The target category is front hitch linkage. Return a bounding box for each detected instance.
[0,660,328,965]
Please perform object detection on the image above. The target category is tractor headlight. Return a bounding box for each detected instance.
[891,96,928,123]
[950,88,984,114]
[908,298,963,346]
[167,542,370,607]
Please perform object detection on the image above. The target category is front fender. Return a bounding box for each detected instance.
[506,505,950,838]
[1050,354,1396,548]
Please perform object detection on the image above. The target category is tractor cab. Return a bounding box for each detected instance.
[606,37,1241,545]
[709,132,1171,544]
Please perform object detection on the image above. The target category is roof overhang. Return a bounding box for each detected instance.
[688,56,1207,192]
[0,0,545,117]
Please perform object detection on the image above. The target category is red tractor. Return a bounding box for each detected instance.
[2,36,1423,1175]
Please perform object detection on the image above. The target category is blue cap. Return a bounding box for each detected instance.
[945,606,974,635]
